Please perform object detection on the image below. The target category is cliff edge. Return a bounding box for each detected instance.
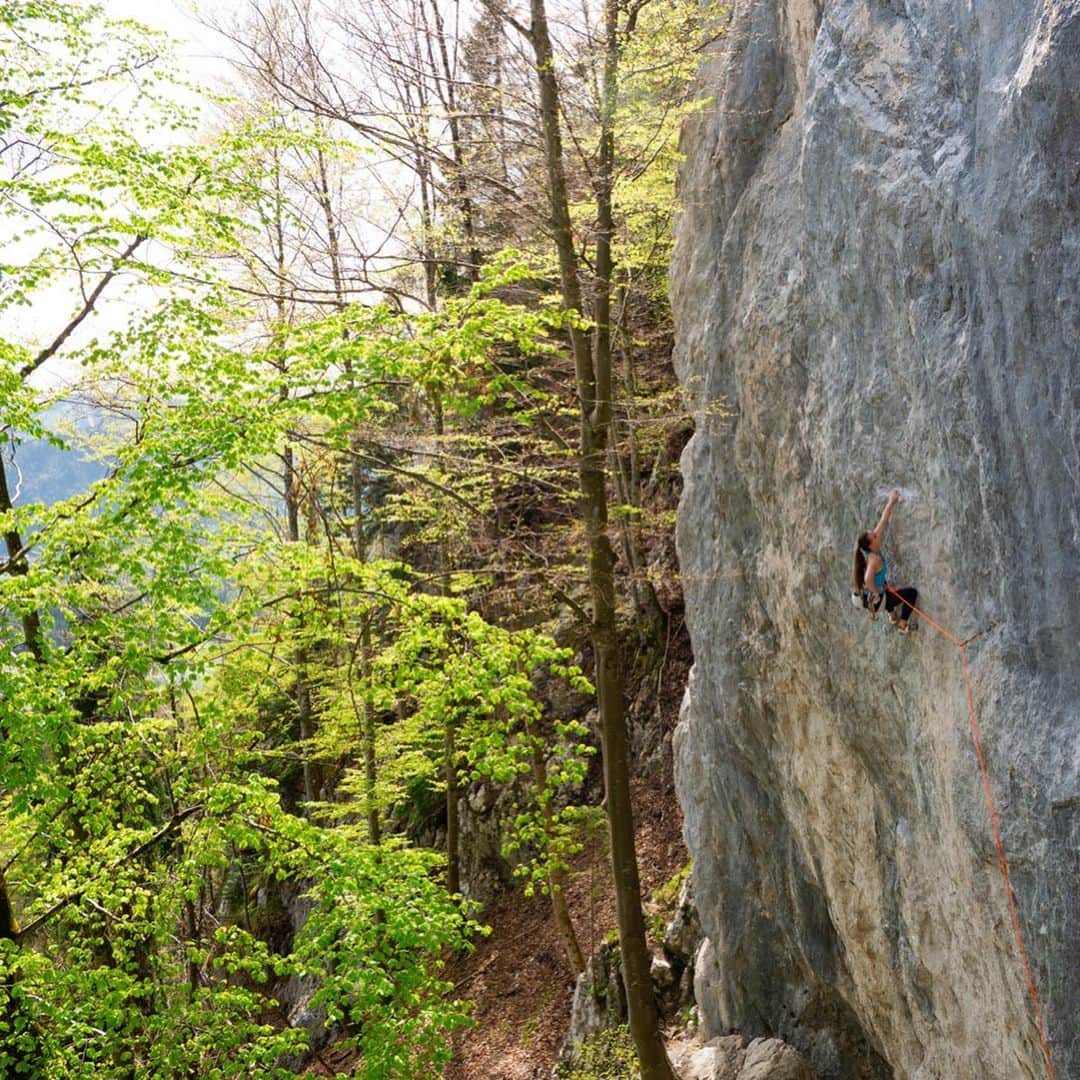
[670,1,1078,1077]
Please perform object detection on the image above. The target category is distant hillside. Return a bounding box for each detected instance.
[9,399,112,507]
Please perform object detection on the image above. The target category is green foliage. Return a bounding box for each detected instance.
[652,862,692,910]
[0,0,705,1072]
[143,985,306,1079]
[0,938,305,1079]
[1,8,493,1074]
[555,1026,642,1080]
[294,839,478,1079]
[649,861,692,942]
[555,0,722,309]
[374,596,595,890]
[610,2,724,290]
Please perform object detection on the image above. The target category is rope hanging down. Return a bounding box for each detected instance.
[884,586,1055,1080]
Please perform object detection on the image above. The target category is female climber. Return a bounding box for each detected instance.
[851,490,918,634]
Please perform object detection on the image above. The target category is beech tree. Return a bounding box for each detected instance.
[0,8,481,1072]
[469,0,719,1071]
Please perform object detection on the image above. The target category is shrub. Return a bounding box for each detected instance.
[555,1026,641,1080]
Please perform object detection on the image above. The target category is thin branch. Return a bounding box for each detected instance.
[477,0,533,42]
[14,804,204,941]
[20,234,147,379]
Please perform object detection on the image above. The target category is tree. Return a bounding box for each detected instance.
[0,7,480,1071]
[377,590,594,972]
[475,0,685,1071]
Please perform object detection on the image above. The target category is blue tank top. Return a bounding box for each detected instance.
[871,553,887,592]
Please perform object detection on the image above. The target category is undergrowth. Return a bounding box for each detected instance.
[554,1026,640,1080]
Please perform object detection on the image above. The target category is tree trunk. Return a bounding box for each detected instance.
[424,0,482,281]
[348,428,380,846]
[361,619,381,846]
[524,0,674,1073]
[611,441,668,645]
[430,394,461,894]
[1,457,47,1067]
[295,648,316,804]
[270,142,319,810]
[0,452,44,941]
[281,389,316,809]
[445,717,461,895]
[314,145,381,843]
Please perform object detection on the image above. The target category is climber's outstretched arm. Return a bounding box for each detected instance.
[875,489,901,535]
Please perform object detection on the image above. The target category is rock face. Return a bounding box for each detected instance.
[670,2,1079,1078]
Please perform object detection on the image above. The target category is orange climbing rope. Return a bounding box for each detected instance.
[884,586,1055,1080]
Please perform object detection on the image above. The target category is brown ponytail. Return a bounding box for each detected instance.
[852,531,872,593]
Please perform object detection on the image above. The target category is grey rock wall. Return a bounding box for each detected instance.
[670,1,1079,1077]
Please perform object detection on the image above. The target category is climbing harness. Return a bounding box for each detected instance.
[884,586,1056,1080]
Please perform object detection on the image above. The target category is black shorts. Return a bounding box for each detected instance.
[864,587,918,621]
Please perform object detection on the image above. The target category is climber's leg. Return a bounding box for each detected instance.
[886,588,918,628]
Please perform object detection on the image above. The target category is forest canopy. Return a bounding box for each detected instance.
[0,0,715,1074]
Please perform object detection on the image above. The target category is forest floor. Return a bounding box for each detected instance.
[301,775,687,1080]
[442,771,687,1080]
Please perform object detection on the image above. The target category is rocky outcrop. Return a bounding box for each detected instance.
[456,781,517,905]
[671,1,1079,1078]
[560,908,693,1063]
[562,941,629,1058]
[674,1035,815,1080]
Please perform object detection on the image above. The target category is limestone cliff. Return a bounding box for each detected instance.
[670,2,1079,1077]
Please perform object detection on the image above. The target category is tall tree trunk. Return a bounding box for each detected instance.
[614,286,667,642]
[0,451,45,938]
[0,454,45,1070]
[611,440,668,645]
[314,141,381,843]
[445,717,461,895]
[286,457,316,806]
[430,393,461,894]
[524,0,674,1073]
[281,379,315,808]
[361,618,381,846]
[273,147,316,808]
[424,0,482,281]
[349,427,380,846]
[266,135,321,809]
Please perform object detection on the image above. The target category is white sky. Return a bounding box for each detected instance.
[9,2,411,389]
[104,0,233,79]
